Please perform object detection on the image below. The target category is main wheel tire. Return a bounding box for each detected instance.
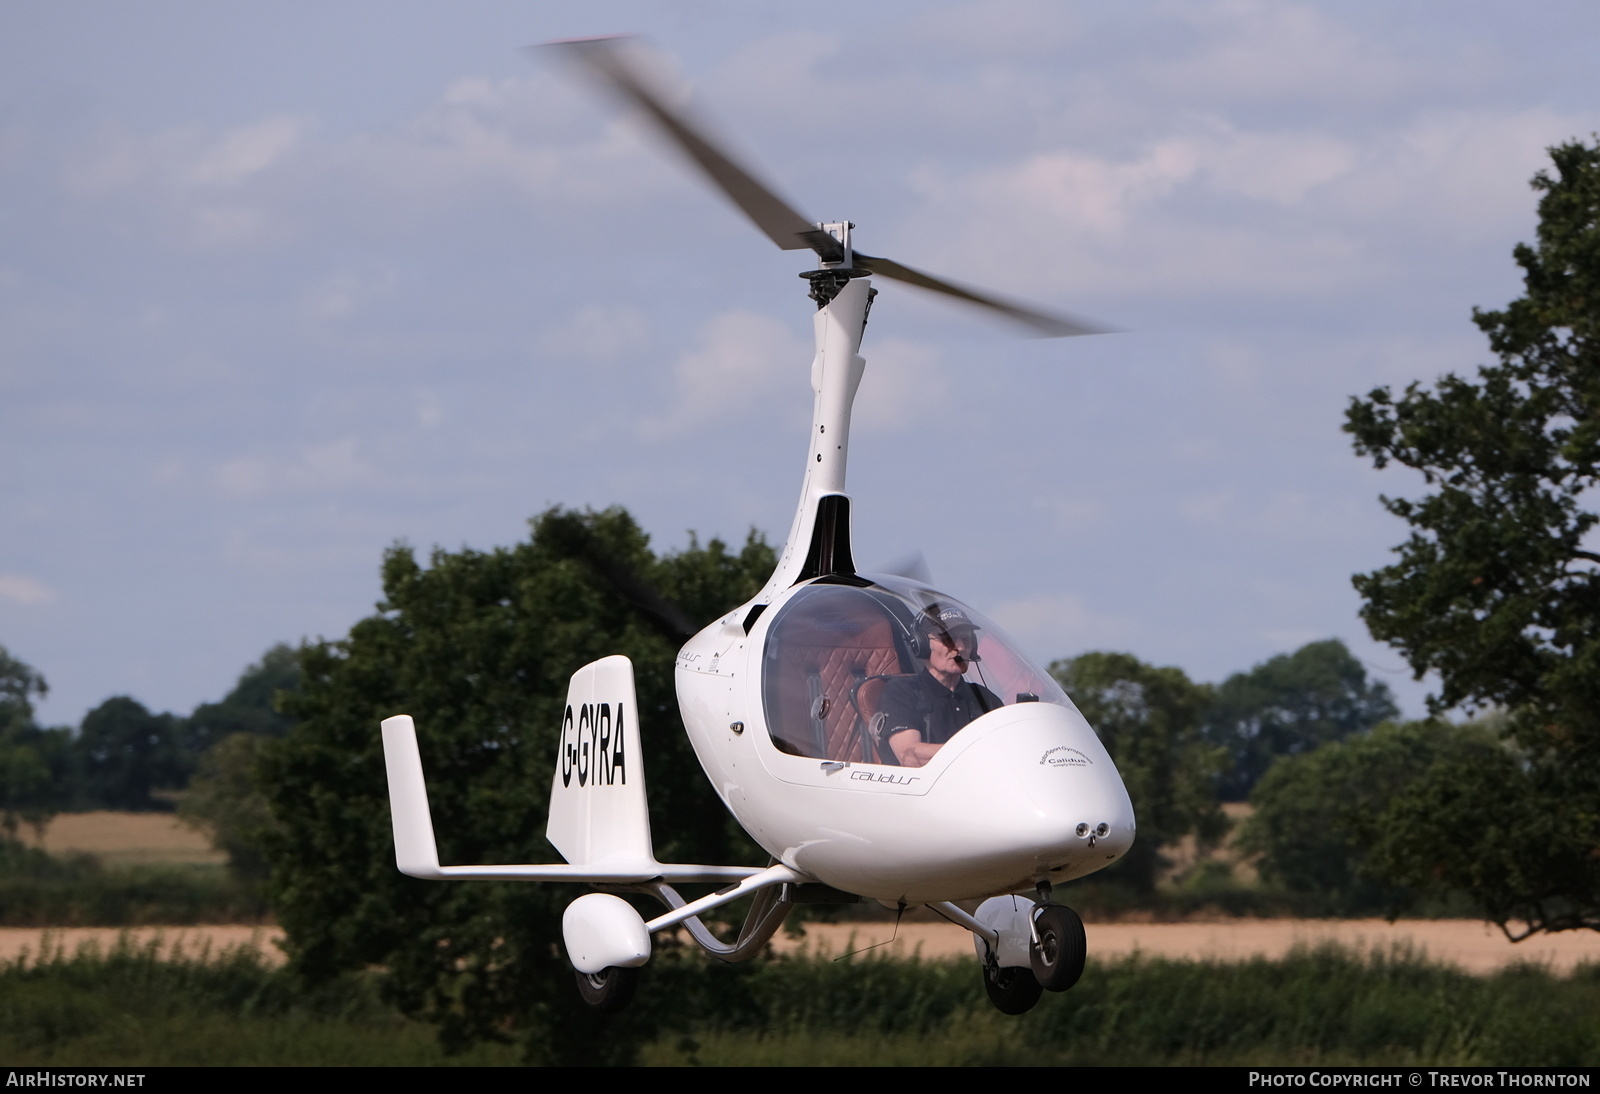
[1030,904,1087,992]
[574,965,641,1014]
[983,961,1044,1015]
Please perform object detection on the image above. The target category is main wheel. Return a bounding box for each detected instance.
[983,960,1044,1015]
[1030,904,1087,992]
[574,965,641,1014]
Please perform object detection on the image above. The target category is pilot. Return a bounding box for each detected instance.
[880,605,1001,767]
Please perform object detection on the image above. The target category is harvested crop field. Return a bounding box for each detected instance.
[17,811,225,867]
[773,919,1600,974]
[4,918,1597,973]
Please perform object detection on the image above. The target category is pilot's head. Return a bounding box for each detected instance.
[918,604,981,673]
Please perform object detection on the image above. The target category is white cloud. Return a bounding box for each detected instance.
[637,310,808,439]
[1330,108,1585,241]
[68,115,304,194]
[538,305,650,363]
[213,438,375,499]
[0,575,55,605]
[306,268,398,320]
[895,102,1589,303]
[182,116,303,187]
[1135,0,1420,105]
[853,337,951,431]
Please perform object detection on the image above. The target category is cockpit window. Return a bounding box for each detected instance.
[760,575,1070,765]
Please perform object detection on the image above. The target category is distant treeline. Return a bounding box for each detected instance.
[0,643,297,824]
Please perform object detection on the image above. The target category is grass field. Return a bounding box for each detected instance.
[1,933,1594,1066]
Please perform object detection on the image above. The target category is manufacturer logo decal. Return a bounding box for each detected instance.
[850,770,920,786]
[560,702,627,788]
[1039,746,1091,767]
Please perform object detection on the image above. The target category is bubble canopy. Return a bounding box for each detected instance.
[760,574,1072,765]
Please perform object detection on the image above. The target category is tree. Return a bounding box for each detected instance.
[1049,653,1227,892]
[183,644,302,754]
[1345,138,1600,936]
[180,732,277,880]
[1204,639,1398,800]
[0,646,71,837]
[180,644,303,878]
[1238,719,1478,913]
[261,508,773,1061]
[75,696,188,811]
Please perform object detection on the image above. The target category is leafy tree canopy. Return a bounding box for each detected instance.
[1205,639,1397,800]
[1050,652,1227,892]
[262,508,773,1061]
[183,644,302,754]
[1345,138,1600,935]
[1239,719,1481,914]
[0,645,71,837]
[76,696,188,812]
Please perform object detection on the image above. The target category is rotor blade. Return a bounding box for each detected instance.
[540,511,700,641]
[854,253,1108,338]
[544,37,839,261]
[875,551,933,585]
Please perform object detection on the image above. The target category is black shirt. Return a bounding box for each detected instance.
[879,670,1002,752]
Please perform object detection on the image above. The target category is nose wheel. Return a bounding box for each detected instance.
[972,899,1087,1014]
[1030,904,1087,992]
[574,965,641,1014]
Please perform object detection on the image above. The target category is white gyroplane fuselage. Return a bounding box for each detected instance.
[379,38,1134,1016]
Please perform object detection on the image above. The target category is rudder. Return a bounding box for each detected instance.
[546,655,656,870]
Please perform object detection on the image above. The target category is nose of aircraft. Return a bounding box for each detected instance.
[926,701,1136,891]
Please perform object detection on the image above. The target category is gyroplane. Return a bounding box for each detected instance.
[381,36,1135,1016]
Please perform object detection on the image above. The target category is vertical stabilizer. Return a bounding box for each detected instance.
[380,715,446,879]
[546,655,658,869]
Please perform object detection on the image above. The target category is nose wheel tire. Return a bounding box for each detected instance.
[574,965,641,1014]
[1030,904,1086,992]
[983,960,1044,1014]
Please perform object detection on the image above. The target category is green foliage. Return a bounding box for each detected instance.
[1049,652,1226,892]
[1206,639,1398,800]
[0,841,269,926]
[0,645,72,836]
[179,733,278,881]
[1239,720,1485,913]
[0,936,519,1066]
[262,507,774,1061]
[1346,138,1600,936]
[1361,730,1600,939]
[5,941,1596,1066]
[76,697,188,811]
[183,643,302,754]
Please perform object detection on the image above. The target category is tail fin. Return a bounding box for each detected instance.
[546,654,655,868]
[380,655,753,883]
[380,714,447,878]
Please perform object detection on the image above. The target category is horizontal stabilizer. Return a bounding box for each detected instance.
[379,711,756,883]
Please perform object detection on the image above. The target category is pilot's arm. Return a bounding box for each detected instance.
[888,728,942,768]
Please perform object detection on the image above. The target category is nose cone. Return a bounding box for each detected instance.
[919,702,1136,895]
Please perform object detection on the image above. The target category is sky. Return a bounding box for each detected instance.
[3,1,1598,727]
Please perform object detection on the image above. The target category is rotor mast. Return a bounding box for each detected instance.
[757,267,873,599]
